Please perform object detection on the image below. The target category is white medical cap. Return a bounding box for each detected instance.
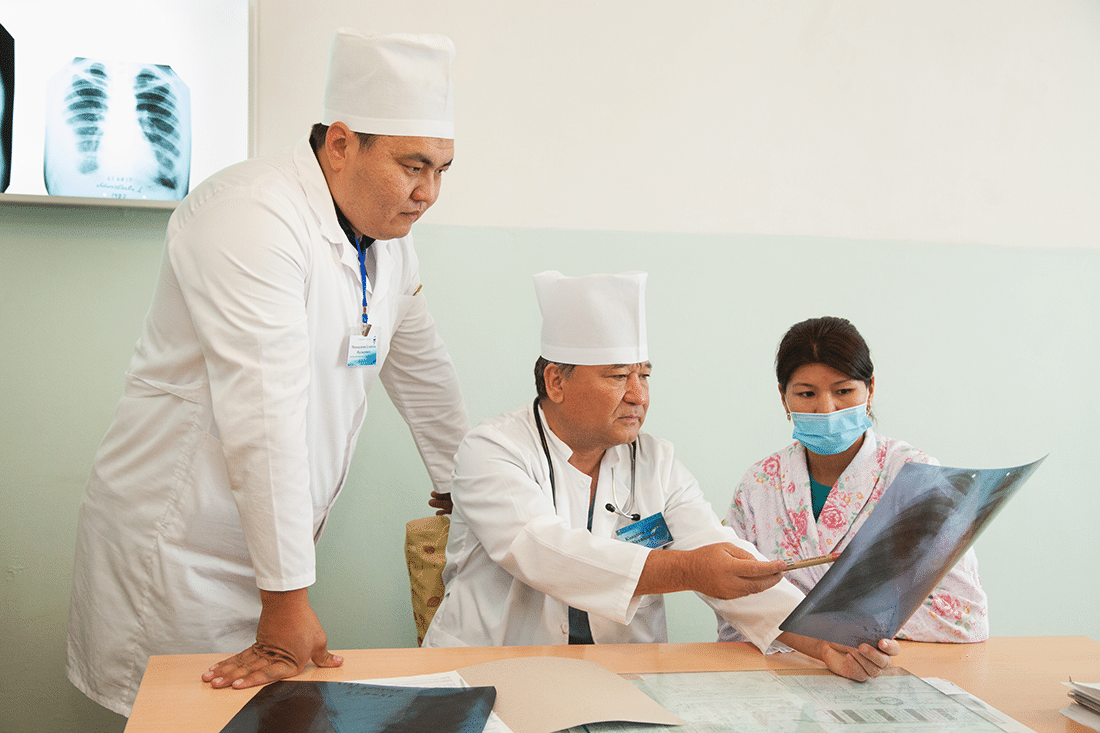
[534,271,649,366]
[321,29,455,138]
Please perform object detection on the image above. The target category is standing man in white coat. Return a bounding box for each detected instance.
[66,30,468,717]
[423,271,899,682]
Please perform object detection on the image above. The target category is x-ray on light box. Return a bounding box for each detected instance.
[0,0,249,207]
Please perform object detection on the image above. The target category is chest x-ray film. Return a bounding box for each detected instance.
[218,680,497,733]
[780,456,1045,648]
[1,22,13,193]
[44,57,190,200]
[0,0,247,203]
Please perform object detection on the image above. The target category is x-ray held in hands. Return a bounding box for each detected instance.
[44,57,191,200]
[781,457,1045,647]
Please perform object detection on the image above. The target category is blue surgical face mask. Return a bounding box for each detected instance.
[790,403,872,456]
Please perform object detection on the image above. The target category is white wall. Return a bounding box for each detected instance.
[339,227,1100,648]
[256,0,1100,248]
[1,3,1098,732]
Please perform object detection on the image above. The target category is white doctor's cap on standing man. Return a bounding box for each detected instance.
[314,29,457,244]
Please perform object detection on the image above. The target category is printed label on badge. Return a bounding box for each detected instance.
[615,512,674,549]
[346,333,378,367]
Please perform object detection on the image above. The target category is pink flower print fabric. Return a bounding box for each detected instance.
[720,431,989,644]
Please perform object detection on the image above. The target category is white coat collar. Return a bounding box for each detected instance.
[292,136,347,250]
[531,402,627,534]
[533,402,625,472]
[291,136,396,304]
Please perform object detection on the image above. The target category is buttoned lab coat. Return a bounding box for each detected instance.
[66,137,468,717]
[422,403,805,650]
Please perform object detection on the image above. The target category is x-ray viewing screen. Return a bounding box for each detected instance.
[44,58,191,200]
[780,456,1045,648]
[0,0,247,203]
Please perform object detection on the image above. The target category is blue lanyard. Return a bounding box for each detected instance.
[357,240,370,335]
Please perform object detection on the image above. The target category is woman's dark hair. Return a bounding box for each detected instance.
[775,316,873,391]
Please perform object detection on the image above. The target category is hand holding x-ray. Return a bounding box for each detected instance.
[780,457,1045,647]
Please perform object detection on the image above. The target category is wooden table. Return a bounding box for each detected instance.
[125,636,1100,732]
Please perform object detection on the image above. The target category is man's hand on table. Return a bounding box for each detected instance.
[201,588,343,690]
[779,632,900,682]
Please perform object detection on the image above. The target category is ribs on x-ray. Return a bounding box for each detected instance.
[780,457,1045,648]
[43,57,190,200]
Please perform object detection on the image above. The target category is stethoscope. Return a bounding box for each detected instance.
[532,398,641,522]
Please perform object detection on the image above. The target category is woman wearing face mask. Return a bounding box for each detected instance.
[717,316,988,643]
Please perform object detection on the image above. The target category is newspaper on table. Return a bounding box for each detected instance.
[564,669,1029,733]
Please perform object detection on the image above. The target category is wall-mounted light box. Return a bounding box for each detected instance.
[0,0,250,210]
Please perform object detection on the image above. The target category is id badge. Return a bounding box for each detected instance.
[346,329,378,367]
[615,512,674,549]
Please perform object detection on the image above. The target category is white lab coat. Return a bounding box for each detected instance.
[66,137,467,717]
[422,403,804,650]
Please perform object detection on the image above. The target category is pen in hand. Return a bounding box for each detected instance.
[783,552,841,571]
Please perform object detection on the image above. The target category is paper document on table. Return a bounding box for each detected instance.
[563,669,1009,732]
[360,657,682,733]
[922,678,1035,733]
[782,457,1044,647]
[356,671,514,733]
[457,657,683,733]
[1061,680,1100,731]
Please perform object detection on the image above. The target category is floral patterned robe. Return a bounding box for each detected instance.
[718,430,988,643]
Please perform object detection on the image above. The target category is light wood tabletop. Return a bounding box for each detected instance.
[125,636,1100,732]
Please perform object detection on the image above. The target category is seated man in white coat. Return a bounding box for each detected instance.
[423,270,899,681]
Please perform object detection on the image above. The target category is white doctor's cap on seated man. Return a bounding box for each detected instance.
[533,270,654,461]
[429,270,899,681]
[312,29,456,244]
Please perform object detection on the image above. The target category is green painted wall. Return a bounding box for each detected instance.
[2,208,1097,732]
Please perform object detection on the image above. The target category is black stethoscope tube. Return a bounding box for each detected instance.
[532,398,640,521]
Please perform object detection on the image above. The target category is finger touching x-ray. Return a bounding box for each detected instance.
[44,57,191,200]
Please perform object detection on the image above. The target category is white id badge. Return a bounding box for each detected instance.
[346,330,378,367]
